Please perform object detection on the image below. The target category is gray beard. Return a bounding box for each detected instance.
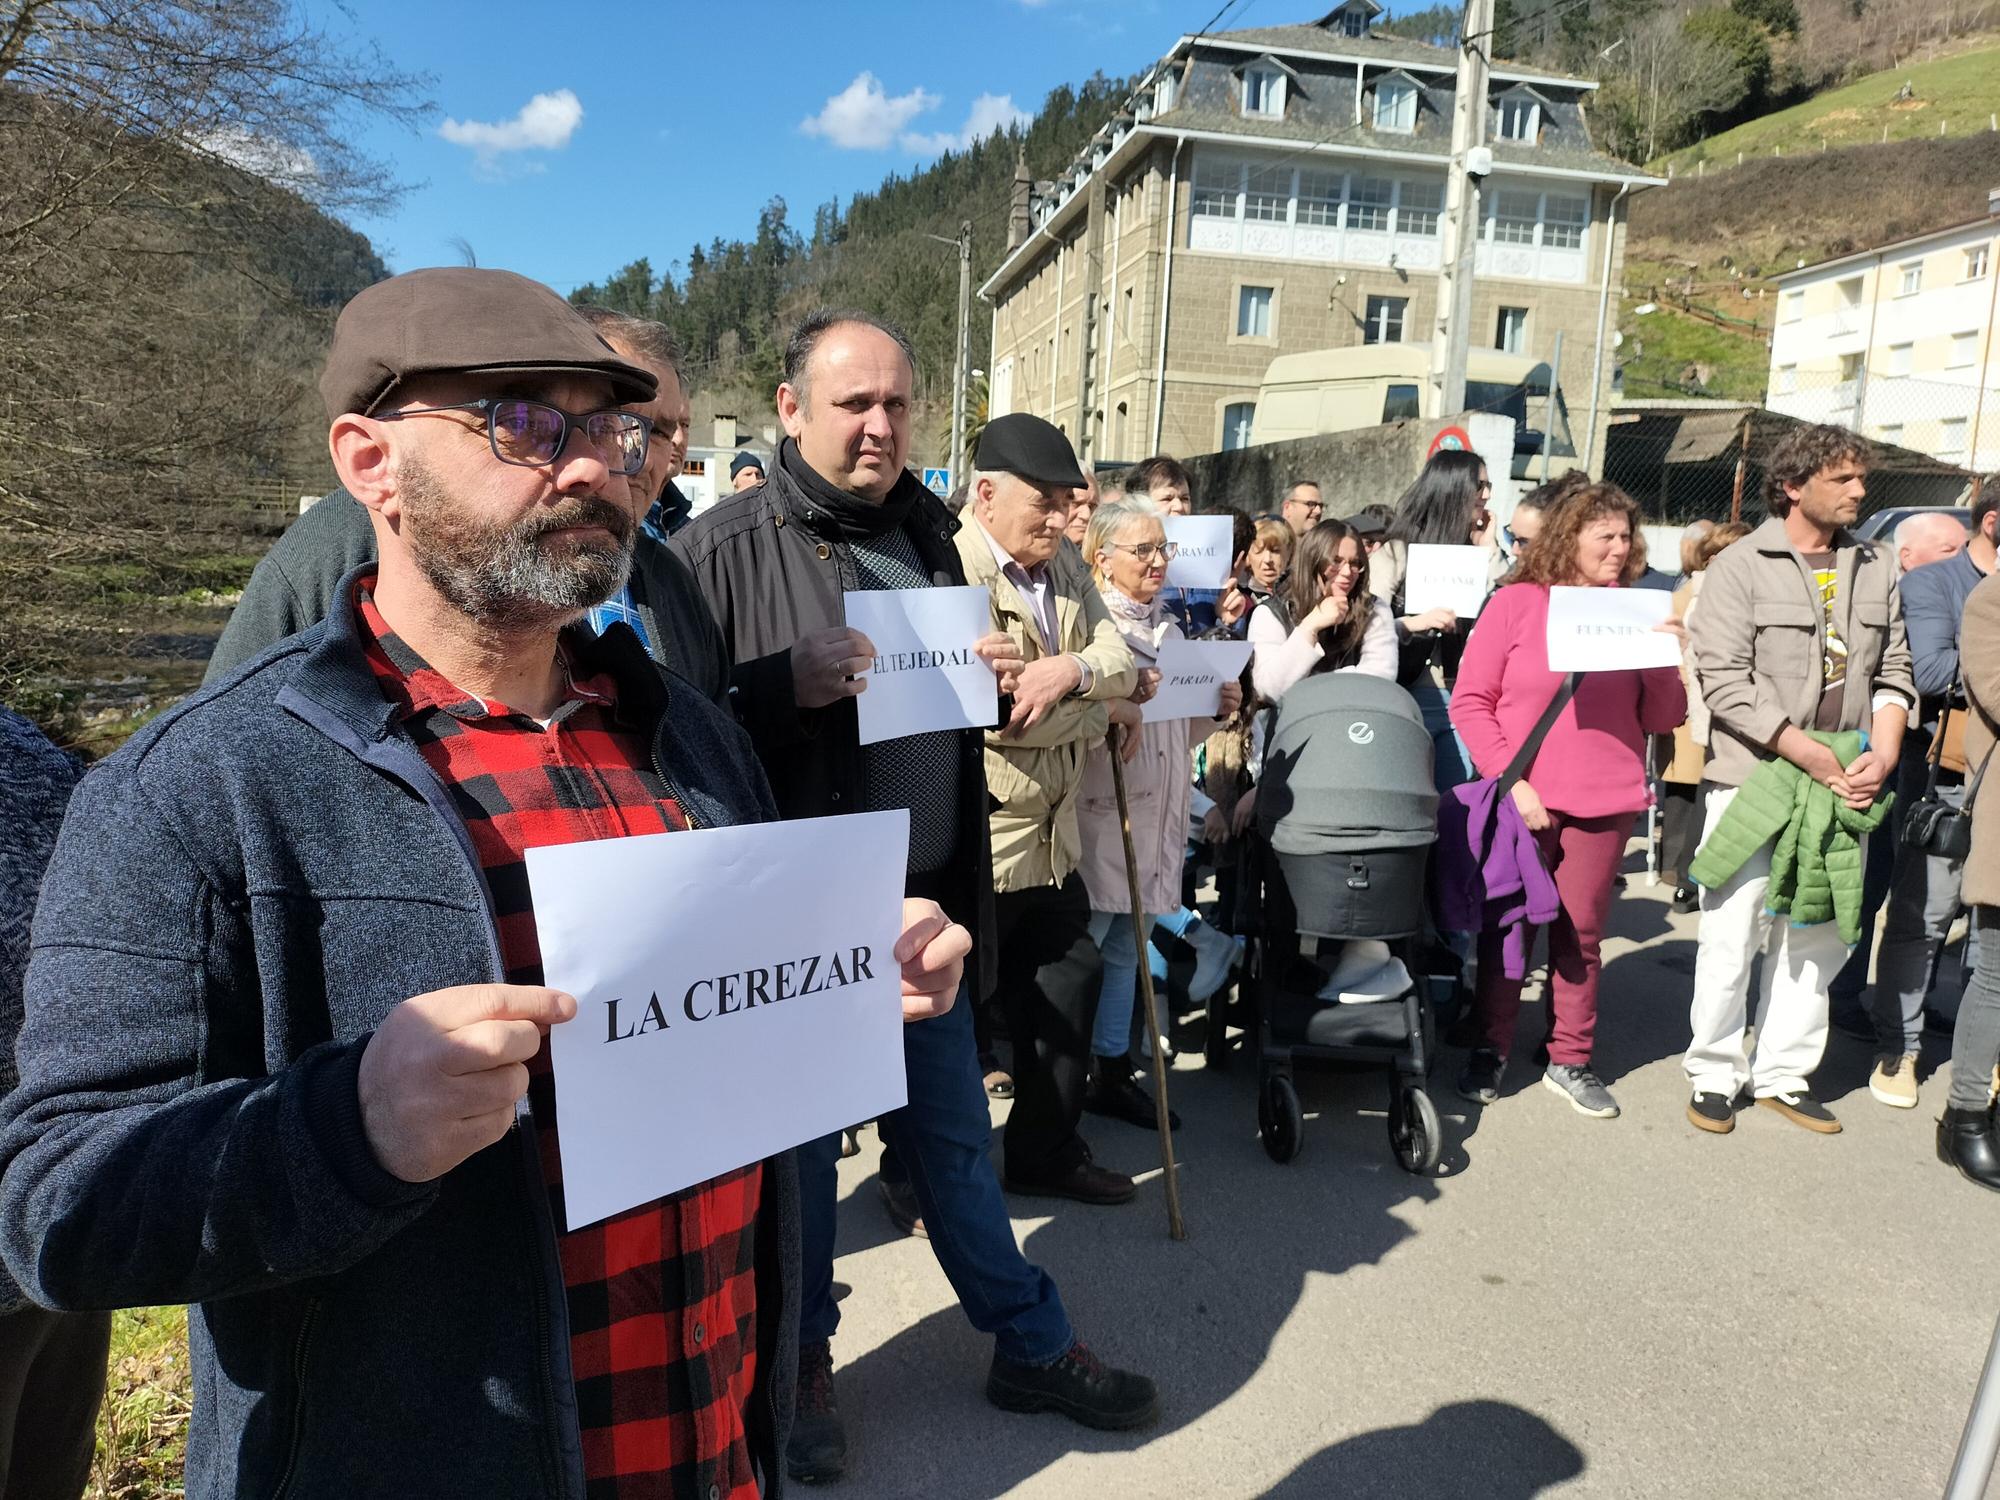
[397,458,637,630]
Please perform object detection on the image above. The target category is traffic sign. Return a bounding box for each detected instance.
[922,467,951,496]
[1428,426,1473,458]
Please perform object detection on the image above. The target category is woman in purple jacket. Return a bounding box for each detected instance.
[1448,483,1687,1120]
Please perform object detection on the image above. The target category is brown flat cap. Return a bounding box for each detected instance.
[319,267,658,420]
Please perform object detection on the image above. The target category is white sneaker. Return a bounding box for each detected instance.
[1315,940,1413,1004]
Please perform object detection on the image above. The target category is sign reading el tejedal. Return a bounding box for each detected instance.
[843,585,998,746]
[527,810,912,1229]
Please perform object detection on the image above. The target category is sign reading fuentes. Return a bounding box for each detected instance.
[527,809,911,1228]
[1544,585,1680,672]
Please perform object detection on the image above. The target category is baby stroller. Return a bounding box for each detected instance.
[1247,672,1442,1173]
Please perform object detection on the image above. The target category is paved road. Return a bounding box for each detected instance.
[816,861,2000,1498]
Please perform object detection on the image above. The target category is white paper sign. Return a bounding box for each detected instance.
[844,586,998,746]
[1164,514,1236,589]
[1143,639,1255,722]
[1545,586,1681,672]
[527,811,911,1229]
[1403,544,1492,619]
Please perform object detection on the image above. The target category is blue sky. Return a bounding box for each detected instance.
[310,0,1231,294]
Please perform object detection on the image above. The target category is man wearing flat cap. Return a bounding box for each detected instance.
[0,268,972,1500]
[959,412,1139,1207]
[676,309,1156,1485]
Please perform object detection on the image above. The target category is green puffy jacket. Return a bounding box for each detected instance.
[1687,730,1894,944]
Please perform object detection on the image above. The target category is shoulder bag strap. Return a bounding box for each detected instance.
[1499,672,1585,792]
[1922,681,1957,801]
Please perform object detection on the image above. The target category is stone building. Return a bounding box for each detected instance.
[980,1,1658,476]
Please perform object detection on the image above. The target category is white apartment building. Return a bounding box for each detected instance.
[1768,193,2000,471]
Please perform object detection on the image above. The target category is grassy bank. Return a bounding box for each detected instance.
[89,1308,191,1499]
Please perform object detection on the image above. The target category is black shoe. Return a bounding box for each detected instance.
[1003,1158,1137,1206]
[986,1340,1160,1430]
[1687,1088,1737,1134]
[878,1176,927,1239]
[980,1051,1015,1099]
[1671,884,1699,914]
[1938,1105,2000,1192]
[1757,1089,1842,1134]
[1084,1058,1180,1131]
[786,1340,846,1483]
[1456,1048,1505,1105]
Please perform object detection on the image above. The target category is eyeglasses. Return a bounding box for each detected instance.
[1108,541,1181,563]
[378,399,653,478]
[1476,480,1494,495]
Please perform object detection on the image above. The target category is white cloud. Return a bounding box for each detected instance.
[900,93,1034,155]
[440,89,584,157]
[800,72,940,150]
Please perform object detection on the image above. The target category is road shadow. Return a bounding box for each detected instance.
[1259,1400,1586,1498]
[821,1056,1444,1498]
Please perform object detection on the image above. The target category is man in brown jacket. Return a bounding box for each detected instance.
[1685,424,1915,1135]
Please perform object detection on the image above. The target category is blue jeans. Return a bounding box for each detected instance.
[1411,680,1474,792]
[796,979,1072,1366]
[1087,909,1155,1058]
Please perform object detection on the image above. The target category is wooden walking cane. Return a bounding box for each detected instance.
[1108,736,1188,1241]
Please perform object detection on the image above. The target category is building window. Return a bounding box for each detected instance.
[1781,289,1804,322]
[1297,168,1342,227]
[1838,276,1863,307]
[1941,418,1969,459]
[1838,352,1863,383]
[1898,262,1923,296]
[1155,71,1179,114]
[1245,163,1291,222]
[1223,402,1257,450]
[1374,79,1418,133]
[1348,176,1393,232]
[1496,306,1529,354]
[1496,95,1539,142]
[1336,4,1368,36]
[1364,295,1408,344]
[1191,158,1237,218]
[1243,67,1285,118]
[1397,179,1443,236]
[1969,245,1991,281]
[1543,194,1588,250]
[1889,342,1914,375]
[1491,189,1540,245]
[1953,330,1980,366]
[1776,363,1798,394]
[1237,285,1274,338]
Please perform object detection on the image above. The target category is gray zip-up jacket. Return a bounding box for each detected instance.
[0,580,795,1499]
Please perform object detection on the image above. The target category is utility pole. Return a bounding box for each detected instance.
[1427,0,1492,422]
[950,220,973,485]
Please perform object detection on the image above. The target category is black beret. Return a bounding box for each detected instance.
[973,413,1088,489]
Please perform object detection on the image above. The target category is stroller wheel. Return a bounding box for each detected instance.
[1258,1073,1304,1164]
[1389,1082,1441,1175]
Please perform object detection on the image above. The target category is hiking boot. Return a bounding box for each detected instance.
[1541,1063,1619,1119]
[786,1340,846,1483]
[986,1340,1160,1431]
[1455,1048,1505,1105]
[1868,1052,1920,1109]
[1084,1057,1179,1131]
[1938,1105,2000,1193]
[1687,1089,1737,1134]
[878,1176,927,1239]
[1757,1089,1842,1134]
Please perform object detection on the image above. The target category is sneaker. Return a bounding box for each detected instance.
[986,1340,1160,1430]
[878,1176,927,1239]
[1687,1089,1736,1133]
[1671,883,1699,914]
[1868,1052,1920,1109]
[1456,1048,1505,1105]
[786,1340,846,1483]
[1185,916,1241,1004]
[1757,1089,1842,1134]
[1541,1063,1619,1118]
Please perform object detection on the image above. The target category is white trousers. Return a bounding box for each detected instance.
[1683,785,1856,1098]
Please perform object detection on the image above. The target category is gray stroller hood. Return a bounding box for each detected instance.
[1256,672,1438,855]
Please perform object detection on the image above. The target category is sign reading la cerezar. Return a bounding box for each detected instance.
[601,945,878,1042]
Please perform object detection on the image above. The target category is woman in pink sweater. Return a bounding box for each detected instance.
[1448,482,1687,1120]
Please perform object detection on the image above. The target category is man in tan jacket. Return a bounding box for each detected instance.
[958,414,1138,1204]
[1686,424,1914,1136]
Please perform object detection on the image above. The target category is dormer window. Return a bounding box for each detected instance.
[1496,93,1540,143]
[1373,75,1418,133]
[1337,6,1367,34]
[1154,68,1179,115]
[1319,1,1382,36]
[1243,65,1286,118]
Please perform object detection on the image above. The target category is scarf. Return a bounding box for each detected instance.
[1097,582,1171,668]
[777,437,920,540]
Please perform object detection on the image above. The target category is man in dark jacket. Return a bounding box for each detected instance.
[204,309,729,701]
[0,269,966,1500]
[676,309,1158,1485]
[0,707,106,1500]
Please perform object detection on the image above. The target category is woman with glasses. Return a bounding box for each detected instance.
[1072,497,1243,1128]
[1369,448,1510,791]
[1245,516,1294,610]
[1246,518,1397,703]
[1448,483,1686,1119]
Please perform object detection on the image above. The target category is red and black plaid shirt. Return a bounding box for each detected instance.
[356,576,762,1500]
